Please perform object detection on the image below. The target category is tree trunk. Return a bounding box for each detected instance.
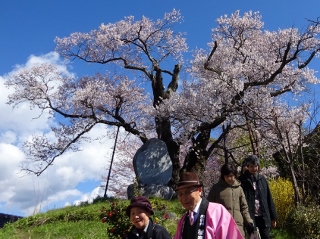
[151,64,182,186]
[182,129,211,175]
[289,163,301,205]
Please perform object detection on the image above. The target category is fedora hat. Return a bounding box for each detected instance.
[175,171,203,190]
[126,196,154,216]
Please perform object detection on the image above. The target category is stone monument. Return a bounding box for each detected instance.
[127,138,174,199]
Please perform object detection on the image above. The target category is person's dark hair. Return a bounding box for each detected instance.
[244,155,260,166]
[220,163,238,180]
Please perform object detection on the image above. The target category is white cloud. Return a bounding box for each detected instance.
[12,52,73,78]
[0,131,17,144]
[0,143,24,180]
[0,53,127,217]
[73,186,105,206]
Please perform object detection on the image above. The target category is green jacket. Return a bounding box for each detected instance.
[207,178,253,237]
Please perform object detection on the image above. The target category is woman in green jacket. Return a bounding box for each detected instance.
[207,163,254,238]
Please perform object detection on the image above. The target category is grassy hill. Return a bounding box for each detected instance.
[0,197,184,239]
[0,197,292,239]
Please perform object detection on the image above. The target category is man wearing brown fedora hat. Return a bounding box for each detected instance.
[173,172,243,239]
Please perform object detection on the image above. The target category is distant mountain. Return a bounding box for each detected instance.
[0,213,23,228]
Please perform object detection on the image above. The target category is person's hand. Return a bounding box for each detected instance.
[246,223,255,234]
[272,220,277,228]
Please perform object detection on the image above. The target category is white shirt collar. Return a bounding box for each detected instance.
[192,198,202,214]
[143,220,150,232]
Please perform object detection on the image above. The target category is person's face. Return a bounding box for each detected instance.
[177,186,202,211]
[247,164,259,174]
[129,207,150,229]
[223,173,235,185]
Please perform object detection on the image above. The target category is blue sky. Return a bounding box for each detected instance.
[1,0,320,217]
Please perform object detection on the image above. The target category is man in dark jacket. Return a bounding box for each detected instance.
[239,155,278,239]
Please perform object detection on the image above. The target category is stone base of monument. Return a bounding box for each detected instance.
[127,184,174,200]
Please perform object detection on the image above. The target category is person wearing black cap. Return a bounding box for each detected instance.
[173,171,244,239]
[239,155,278,239]
[125,196,171,239]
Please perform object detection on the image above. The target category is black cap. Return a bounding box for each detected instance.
[126,196,154,216]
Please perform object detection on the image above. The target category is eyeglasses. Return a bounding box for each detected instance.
[177,187,199,197]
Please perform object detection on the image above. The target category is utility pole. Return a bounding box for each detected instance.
[104,126,120,198]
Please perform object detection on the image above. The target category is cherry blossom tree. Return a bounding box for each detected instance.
[6,10,320,187]
[272,100,320,205]
[255,103,309,204]
[157,11,320,175]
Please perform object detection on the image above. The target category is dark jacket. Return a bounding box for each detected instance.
[126,218,171,239]
[207,178,253,237]
[239,172,278,228]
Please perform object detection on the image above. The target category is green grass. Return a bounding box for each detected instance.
[0,198,293,239]
[0,200,108,239]
[0,198,183,239]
